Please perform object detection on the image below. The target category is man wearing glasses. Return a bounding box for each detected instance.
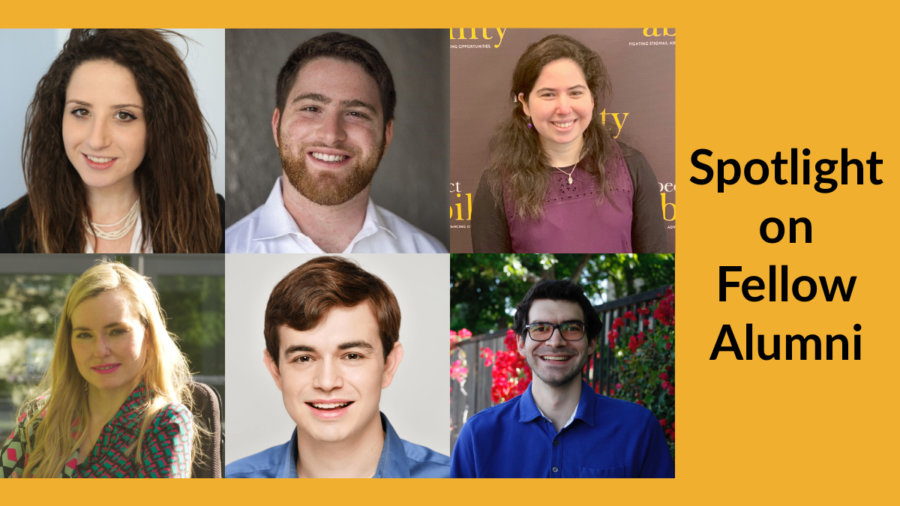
[450,279,674,478]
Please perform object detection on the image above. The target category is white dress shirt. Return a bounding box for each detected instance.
[225,178,447,254]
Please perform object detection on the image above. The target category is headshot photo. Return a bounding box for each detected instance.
[225,254,449,478]
[450,253,675,477]
[0,254,225,478]
[0,29,226,253]
[449,29,675,253]
[225,29,449,254]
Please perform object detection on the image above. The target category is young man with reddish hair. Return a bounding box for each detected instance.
[226,256,448,478]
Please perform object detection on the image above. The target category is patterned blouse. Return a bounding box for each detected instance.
[0,384,192,478]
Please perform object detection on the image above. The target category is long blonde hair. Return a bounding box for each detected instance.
[20,261,195,477]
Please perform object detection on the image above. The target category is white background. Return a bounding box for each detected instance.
[225,254,450,464]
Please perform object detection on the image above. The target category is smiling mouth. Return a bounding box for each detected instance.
[539,355,574,362]
[552,120,574,128]
[307,401,353,410]
[91,364,121,374]
[309,152,349,163]
[86,154,114,163]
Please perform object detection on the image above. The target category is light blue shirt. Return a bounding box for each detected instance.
[225,178,447,253]
[226,413,449,478]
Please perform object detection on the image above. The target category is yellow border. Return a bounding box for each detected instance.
[3,1,898,503]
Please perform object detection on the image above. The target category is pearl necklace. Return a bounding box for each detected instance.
[84,199,140,241]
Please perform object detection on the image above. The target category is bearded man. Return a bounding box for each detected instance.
[226,32,446,253]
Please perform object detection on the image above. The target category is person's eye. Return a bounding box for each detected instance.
[109,327,129,336]
[299,105,320,113]
[563,323,584,332]
[346,110,370,120]
[344,352,363,360]
[531,324,552,333]
[74,331,92,339]
[115,110,138,121]
[70,108,89,118]
[293,355,313,363]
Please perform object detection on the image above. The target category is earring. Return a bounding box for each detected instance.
[527,118,533,129]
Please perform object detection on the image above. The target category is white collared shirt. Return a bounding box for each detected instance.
[225,178,447,254]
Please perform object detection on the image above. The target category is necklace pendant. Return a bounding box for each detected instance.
[567,175,573,184]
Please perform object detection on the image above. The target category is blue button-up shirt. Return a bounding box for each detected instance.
[451,382,674,478]
[226,413,449,478]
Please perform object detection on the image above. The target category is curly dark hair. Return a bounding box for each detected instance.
[12,29,221,252]
[514,279,602,344]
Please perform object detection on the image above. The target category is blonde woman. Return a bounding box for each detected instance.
[0,262,195,477]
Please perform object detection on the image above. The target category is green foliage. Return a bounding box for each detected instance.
[451,254,674,335]
[608,288,675,457]
[155,275,225,376]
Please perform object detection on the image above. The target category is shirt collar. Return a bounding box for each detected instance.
[517,381,598,428]
[281,412,409,478]
[254,178,398,251]
[107,383,149,434]
[373,412,409,478]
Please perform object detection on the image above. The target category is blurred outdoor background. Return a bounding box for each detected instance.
[0,254,224,435]
[450,253,675,457]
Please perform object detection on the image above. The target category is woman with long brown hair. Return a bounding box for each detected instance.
[0,29,223,253]
[471,34,665,253]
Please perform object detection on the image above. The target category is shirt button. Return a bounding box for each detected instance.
[553,439,559,446]
[552,466,559,473]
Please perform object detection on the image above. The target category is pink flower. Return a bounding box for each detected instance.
[480,347,494,367]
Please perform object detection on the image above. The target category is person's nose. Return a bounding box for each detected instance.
[94,334,112,357]
[545,326,567,347]
[555,95,572,115]
[316,110,348,146]
[312,358,343,391]
[86,118,112,151]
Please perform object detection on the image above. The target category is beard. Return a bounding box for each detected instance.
[280,138,384,206]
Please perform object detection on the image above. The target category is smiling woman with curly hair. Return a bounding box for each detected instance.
[0,29,223,253]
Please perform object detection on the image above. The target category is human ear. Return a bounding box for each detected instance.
[382,119,394,155]
[263,349,283,392]
[517,334,527,357]
[381,342,404,389]
[518,92,530,118]
[271,108,282,148]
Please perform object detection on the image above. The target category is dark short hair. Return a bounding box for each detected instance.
[274,32,396,124]
[264,256,401,366]
[513,279,601,343]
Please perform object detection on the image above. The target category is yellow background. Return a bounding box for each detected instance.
[3,0,897,503]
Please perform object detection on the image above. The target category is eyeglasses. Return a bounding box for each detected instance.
[524,321,586,342]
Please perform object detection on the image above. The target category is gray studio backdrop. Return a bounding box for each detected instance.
[225,254,450,464]
[0,29,226,207]
[225,29,449,248]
